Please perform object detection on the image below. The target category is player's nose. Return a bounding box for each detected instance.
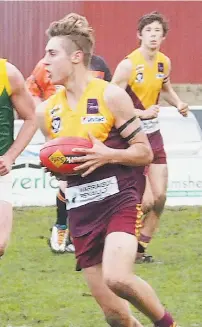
[42,54,50,66]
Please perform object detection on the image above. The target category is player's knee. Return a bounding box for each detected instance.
[142,199,154,214]
[105,315,126,327]
[105,310,131,327]
[104,274,130,299]
[153,192,166,215]
[105,313,122,327]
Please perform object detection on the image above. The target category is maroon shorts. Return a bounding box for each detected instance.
[73,206,143,271]
[147,130,167,165]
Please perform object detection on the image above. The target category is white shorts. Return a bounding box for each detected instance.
[0,173,12,204]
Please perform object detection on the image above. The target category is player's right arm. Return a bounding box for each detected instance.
[36,100,49,140]
[112,59,132,89]
[112,59,155,118]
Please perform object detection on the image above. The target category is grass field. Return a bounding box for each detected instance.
[0,206,202,327]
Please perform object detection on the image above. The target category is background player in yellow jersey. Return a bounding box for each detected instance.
[0,59,36,258]
[36,13,180,327]
[112,11,189,262]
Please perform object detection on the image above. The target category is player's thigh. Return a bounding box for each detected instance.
[148,164,168,199]
[102,207,141,279]
[103,232,138,281]
[84,264,131,315]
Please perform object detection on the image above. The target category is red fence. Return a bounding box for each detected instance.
[0,1,201,82]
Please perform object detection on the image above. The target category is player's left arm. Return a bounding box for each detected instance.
[161,57,189,116]
[35,100,50,140]
[3,63,37,168]
[72,84,153,177]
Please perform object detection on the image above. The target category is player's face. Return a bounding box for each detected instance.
[43,37,83,85]
[138,21,165,50]
[43,37,72,85]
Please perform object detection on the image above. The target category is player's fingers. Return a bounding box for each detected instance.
[81,163,99,177]
[72,147,94,154]
[73,159,97,172]
[179,109,188,115]
[71,155,91,163]
[0,167,9,175]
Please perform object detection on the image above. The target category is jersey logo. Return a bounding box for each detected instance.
[51,116,61,133]
[135,72,144,83]
[158,62,164,73]
[87,99,99,114]
[81,116,106,124]
[156,73,165,79]
[50,105,62,133]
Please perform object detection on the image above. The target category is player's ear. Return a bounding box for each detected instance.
[137,31,142,42]
[71,50,83,64]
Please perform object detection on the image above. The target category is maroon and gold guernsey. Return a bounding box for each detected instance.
[44,78,145,237]
[125,49,169,163]
[126,49,169,111]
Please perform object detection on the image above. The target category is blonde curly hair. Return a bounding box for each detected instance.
[46,13,94,66]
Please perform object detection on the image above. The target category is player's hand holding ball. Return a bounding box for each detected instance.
[72,133,115,177]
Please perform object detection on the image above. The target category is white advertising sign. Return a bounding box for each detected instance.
[11,157,202,207]
[12,165,59,206]
[166,157,202,206]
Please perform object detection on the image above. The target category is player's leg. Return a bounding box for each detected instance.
[84,264,143,327]
[139,162,168,255]
[49,180,75,253]
[74,226,143,326]
[103,226,177,326]
[0,174,13,257]
[141,175,154,215]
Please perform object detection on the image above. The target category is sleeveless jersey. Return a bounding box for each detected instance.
[0,59,14,156]
[44,78,145,236]
[126,49,169,134]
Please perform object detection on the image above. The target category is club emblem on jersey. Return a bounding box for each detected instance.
[158,62,164,73]
[51,116,61,133]
[87,99,99,114]
[135,72,144,83]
